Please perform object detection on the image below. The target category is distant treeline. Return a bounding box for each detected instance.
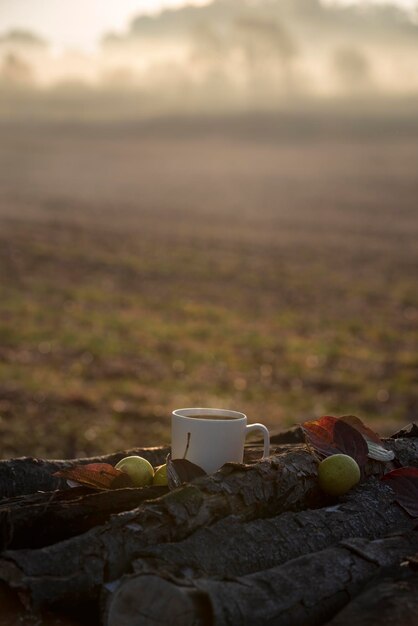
[1,0,418,110]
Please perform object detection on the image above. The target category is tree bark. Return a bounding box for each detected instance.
[127,480,412,581]
[0,436,415,613]
[0,447,170,499]
[0,582,89,626]
[390,422,418,439]
[0,424,304,500]
[1,423,412,500]
[326,564,418,626]
[268,425,304,445]
[0,485,168,550]
[0,445,317,610]
[0,441,288,550]
[106,531,418,626]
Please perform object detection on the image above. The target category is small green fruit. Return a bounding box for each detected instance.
[115,456,154,487]
[153,464,168,486]
[318,454,360,496]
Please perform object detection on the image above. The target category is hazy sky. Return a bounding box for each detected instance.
[0,0,415,51]
[0,0,210,51]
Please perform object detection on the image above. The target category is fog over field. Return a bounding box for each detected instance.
[1,0,418,118]
[0,107,417,457]
[0,0,417,458]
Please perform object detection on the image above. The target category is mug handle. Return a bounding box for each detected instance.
[245,423,270,458]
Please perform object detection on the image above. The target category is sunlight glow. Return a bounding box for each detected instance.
[0,0,211,52]
[0,0,416,53]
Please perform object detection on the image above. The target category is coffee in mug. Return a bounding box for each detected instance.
[171,407,270,474]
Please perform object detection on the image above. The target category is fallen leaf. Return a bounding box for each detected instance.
[382,467,418,479]
[340,415,395,461]
[381,467,418,517]
[302,415,394,465]
[166,453,206,490]
[54,463,133,490]
[339,415,381,443]
[333,419,369,467]
[301,416,341,458]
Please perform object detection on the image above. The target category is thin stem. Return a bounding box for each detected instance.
[183,432,191,459]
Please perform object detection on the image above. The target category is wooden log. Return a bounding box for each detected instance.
[390,422,418,439]
[327,578,418,626]
[326,563,418,626]
[0,447,170,499]
[268,425,304,445]
[0,424,301,500]
[0,436,416,612]
[128,479,413,580]
[106,530,418,626]
[0,422,412,500]
[0,485,168,550]
[0,445,324,611]
[0,443,282,551]
[0,582,91,626]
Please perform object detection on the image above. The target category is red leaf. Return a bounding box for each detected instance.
[54,463,133,490]
[333,420,369,467]
[302,416,369,468]
[382,467,418,479]
[340,415,394,461]
[382,467,418,517]
[339,415,382,444]
[301,416,341,458]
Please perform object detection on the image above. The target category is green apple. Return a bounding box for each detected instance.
[115,455,154,487]
[317,454,360,496]
[153,464,168,486]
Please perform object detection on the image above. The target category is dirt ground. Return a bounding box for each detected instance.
[0,106,417,459]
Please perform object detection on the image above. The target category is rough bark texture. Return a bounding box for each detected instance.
[0,424,411,500]
[0,485,168,550]
[0,442,284,551]
[0,447,169,499]
[0,582,89,626]
[390,423,418,439]
[107,531,418,626]
[326,566,418,626]
[0,445,319,610]
[0,430,297,501]
[129,480,413,580]
[386,436,418,467]
[0,436,416,613]
[268,425,304,445]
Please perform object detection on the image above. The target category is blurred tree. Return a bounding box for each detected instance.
[234,16,297,67]
[333,46,371,92]
[232,16,298,101]
[0,53,34,86]
[0,29,47,49]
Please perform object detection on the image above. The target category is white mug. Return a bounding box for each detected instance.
[171,407,270,474]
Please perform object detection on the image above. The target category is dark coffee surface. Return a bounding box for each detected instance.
[187,414,240,421]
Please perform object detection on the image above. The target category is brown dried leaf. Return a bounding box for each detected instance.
[340,415,395,461]
[302,416,369,468]
[54,463,133,490]
[166,453,206,490]
[339,415,382,443]
[333,419,369,467]
[301,416,341,458]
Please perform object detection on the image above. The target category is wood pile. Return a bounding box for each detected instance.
[0,424,417,625]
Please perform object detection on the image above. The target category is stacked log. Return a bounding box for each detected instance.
[327,564,418,626]
[0,446,169,498]
[0,426,416,625]
[107,532,418,626]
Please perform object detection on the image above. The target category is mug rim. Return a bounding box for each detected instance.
[172,407,246,421]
